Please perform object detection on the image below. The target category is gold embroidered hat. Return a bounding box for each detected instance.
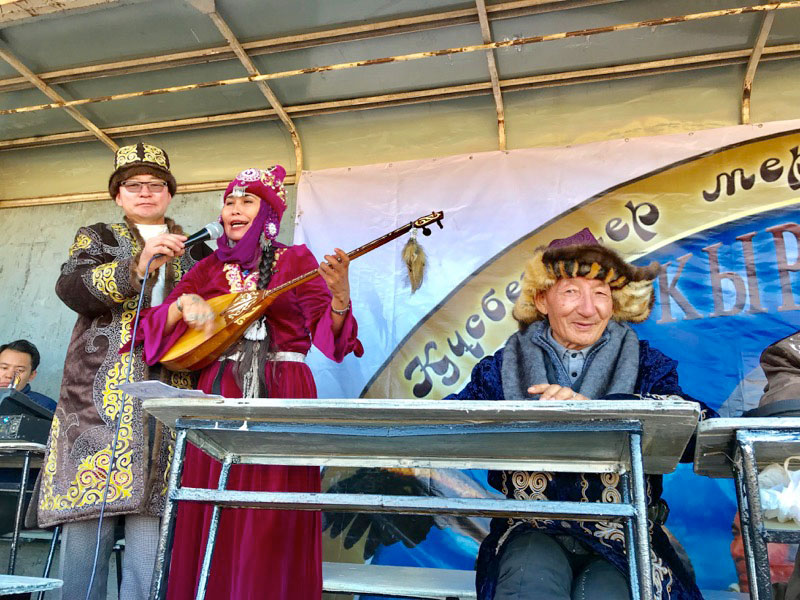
[512,227,661,326]
[108,142,177,198]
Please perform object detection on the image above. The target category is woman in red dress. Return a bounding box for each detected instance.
[139,166,363,599]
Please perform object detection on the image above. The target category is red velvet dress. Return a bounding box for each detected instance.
[140,243,363,600]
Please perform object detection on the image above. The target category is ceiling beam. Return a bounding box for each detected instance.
[0,44,117,150]
[476,0,507,150]
[193,0,304,176]
[3,2,799,118]
[2,42,800,153]
[0,0,621,93]
[741,7,776,124]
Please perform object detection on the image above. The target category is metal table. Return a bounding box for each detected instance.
[0,574,61,596]
[143,397,701,600]
[695,418,800,600]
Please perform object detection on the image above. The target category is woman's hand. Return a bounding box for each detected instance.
[137,233,188,278]
[176,294,217,336]
[528,383,589,401]
[318,248,351,313]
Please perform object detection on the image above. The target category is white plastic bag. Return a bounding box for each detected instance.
[759,456,800,524]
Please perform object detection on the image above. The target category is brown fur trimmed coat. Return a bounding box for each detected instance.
[36,218,211,528]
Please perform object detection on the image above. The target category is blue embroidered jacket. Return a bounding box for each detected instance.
[446,340,717,600]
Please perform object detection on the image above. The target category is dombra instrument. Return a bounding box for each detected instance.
[160,211,444,371]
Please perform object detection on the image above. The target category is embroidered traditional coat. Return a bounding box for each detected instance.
[447,340,716,600]
[37,218,211,528]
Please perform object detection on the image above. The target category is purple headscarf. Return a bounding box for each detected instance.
[215,166,287,269]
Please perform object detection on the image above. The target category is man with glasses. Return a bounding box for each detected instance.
[0,339,56,412]
[36,142,212,600]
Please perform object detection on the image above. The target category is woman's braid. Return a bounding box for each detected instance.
[257,233,276,290]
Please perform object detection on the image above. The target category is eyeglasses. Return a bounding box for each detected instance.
[121,180,168,193]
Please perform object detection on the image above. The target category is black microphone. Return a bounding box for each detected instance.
[184,221,224,248]
[153,222,223,259]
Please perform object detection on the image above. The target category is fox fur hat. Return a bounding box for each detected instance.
[512,227,661,326]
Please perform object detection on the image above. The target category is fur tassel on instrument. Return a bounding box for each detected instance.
[402,234,426,293]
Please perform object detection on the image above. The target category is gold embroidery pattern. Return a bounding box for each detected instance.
[650,549,671,600]
[508,470,554,528]
[115,144,168,169]
[91,263,126,303]
[273,247,286,274]
[593,520,625,548]
[39,416,60,510]
[141,144,168,168]
[260,168,288,207]
[118,299,136,345]
[43,306,138,510]
[509,471,552,501]
[110,223,134,242]
[600,472,622,504]
[223,263,259,292]
[69,234,92,256]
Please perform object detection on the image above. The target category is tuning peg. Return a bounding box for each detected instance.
[422,227,432,236]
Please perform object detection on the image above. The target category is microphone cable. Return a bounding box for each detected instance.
[85,252,159,600]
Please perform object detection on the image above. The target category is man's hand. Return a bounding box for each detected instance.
[136,233,188,278]
[528,383,589,401]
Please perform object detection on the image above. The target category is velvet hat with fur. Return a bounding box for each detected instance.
[512,228,661,326]
[108,142,177,199]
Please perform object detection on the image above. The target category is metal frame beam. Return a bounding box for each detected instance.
[741,7,776,124]
[476,0,507,150]
[0,0,621,93]
[0,45,117,150]
[2,2,799,118]
[191,0,304,176]
[2,43,799,153]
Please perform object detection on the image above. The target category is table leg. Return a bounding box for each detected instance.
[628,431,653,600]
[620,471,641,600]
[195,454,236,600]
[736,433,773,600]
[732,448,761,600]
[8,451,31,574]
[150,428,189,600]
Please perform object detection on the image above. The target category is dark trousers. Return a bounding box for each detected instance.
[494,530,630,600]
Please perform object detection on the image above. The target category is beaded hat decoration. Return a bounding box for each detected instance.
[512,227,662,326]
[108,141,176,198]
[223,166,287,239]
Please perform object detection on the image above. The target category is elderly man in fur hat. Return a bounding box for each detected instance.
[37,142,212,600]
[447,228,715,600]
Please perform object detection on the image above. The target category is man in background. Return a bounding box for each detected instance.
[0,339,56,412]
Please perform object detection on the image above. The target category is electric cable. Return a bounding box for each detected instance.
[85,253,158,600]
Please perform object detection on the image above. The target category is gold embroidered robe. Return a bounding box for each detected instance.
[37,218,211,527]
